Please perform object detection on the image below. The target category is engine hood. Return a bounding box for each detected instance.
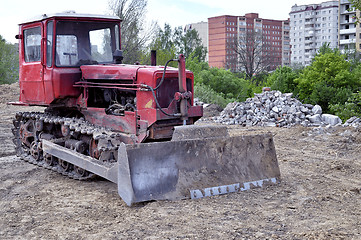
[80,64,179,81]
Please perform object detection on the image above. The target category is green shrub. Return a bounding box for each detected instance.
[197,67,251,102]
[0,36,18,84]
[266,66,299,94]
[194,83,232,108]
[330,91,361,122]
[295,51,361,112]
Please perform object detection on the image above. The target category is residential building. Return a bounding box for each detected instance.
[289,1,339,66]
[339,0,361,52]
[185,21,209,61]
[208,13,290,72]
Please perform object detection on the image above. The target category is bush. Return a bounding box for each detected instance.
[330,91,361,122]
[194,83,232,108]
[0,36,18,84]
[265,66,299,94]
[186,56,253,103]
[196,67,251,101]
[295,51,361,112]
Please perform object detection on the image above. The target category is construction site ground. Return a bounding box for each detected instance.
[0,83,360,239]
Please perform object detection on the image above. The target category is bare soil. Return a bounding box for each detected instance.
[0,83,360,239]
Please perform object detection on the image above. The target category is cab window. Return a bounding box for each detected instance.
[56,35,78,66]
[24,27,41,62]
[55,21,120,67]
[46,21,53,67]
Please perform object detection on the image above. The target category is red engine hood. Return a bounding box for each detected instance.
[80,64,179,81]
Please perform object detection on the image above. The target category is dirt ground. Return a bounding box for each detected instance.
[0,83,360,239]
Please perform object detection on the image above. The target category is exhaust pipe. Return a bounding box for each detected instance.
[151,50,157,66]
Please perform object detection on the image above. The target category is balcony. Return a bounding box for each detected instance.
[305,38,314,44]
[340,39,356,45]
[341,9,356,15]
[305,31,315,37]
[340,18,356,24]
[304,50,315,56]
[305,24,315,30]
[340,0,351,4]
[340,28,356,35]
[305,17,314,22]
[305,44,314,50]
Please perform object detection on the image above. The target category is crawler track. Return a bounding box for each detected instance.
[12,111,121,180]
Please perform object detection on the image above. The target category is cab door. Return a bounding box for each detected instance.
[19,23,45,103]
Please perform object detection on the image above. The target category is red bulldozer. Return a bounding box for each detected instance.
[10,12,280,206]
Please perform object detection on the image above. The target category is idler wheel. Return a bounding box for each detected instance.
[74,166,89,177]
[30,141,41,161]
[44,153,56,166]
[58,159,72,172]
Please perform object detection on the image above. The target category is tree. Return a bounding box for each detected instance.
[314,42,337,57]
[196,67,251,101]
[229,29,272,81]
[142,24,207,65]
[0,35,18,84]
[349,0,361,22]
[109,0,156,64]
[295,50,361,111]
[350,0,361,9]
[173,27,207,62]
[266,66,299,94]
[141,23,178,66]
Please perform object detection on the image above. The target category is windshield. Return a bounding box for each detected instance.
[55,21,120,67]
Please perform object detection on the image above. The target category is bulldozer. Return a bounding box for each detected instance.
[10,12,280,206]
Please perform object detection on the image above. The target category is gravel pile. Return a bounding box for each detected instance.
[213,89,344,127]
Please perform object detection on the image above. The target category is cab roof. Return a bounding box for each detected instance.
[20,12,121,25]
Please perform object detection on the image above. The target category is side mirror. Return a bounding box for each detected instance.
[113,50,123,64]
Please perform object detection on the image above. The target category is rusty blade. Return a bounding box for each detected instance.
[117,132,280,206]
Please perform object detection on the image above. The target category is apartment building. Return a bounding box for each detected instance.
[185,21,209,61]
[339,0,361,52]
[208,13,290,72]
[289,1,339,66]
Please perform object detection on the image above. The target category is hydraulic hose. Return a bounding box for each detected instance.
[145,85,181,117]
[153,59,177,91]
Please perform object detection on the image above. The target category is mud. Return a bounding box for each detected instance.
[0,83,360,239]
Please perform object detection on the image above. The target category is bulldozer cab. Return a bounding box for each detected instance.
[17,13,121,105]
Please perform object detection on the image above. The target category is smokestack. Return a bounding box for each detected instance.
[151,50,157,66]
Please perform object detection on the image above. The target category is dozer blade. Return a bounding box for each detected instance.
[42,126,280,206]
[117,125,280,206]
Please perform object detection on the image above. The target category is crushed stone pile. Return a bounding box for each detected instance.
[343,116,361,127]
[213,89,345,128]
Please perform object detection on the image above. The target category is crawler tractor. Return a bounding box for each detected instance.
[11,12,280,206]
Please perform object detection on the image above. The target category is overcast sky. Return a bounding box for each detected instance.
[0,0,326,43]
